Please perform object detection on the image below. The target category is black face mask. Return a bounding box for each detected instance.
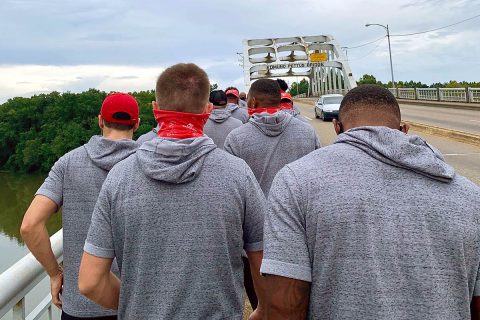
[240,97,246,101]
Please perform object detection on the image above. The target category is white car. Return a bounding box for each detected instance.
[314,94,343,121]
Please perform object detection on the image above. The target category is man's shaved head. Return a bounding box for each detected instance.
[338,85,401,130]
[248,79,281,108]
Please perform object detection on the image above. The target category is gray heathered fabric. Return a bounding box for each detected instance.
[281,108,309,123]
[224,112,320,195]
[136,124,159,144]
[239,99,247,109]
[36,135,138,318]
[261,126,480,320]
[227,103,249,123]
[84,136,266,320]
[204,109,243,149]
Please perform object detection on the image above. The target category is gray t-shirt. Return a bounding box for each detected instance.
[224,112,320,195]
[36,135,138,318]
[261,127,480,319]
[204,109,243,149]
[85,137,266,319]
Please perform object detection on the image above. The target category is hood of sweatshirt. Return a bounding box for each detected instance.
[249,112,293,137]
[136,136,216,184]
[84,135,138,171]
[335,126,455,182]
[226,103,239,112]
[209,109,232,123]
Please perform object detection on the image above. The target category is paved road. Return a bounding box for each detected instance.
[295,101,480,185]
[399,103,480,135]
[297,98,480,135]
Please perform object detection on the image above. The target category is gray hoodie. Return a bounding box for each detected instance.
[262,126,480,320]
[204,109,243,149]
[36,135,138,318]
[227,103,249,123]
[224,112,320,195]
[136,124,159,144]
[85,137,267,319]
[281,106,309,123]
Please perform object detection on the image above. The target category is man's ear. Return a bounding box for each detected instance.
[332,118,343,135]
[98,115,103,130]
[151,101,160,111]
[248,97,256,108]
[205,102,213,113]
[401,123,410,134]
[133,118,141,132]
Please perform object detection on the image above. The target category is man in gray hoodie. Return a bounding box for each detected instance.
[204,89,242,149]
[21,93,140,320]
[226,86,249,123]
[224,79,320,196]
[79,63,267,320]
[261,84,480,319]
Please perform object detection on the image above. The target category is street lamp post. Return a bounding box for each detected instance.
[366,23,396,89]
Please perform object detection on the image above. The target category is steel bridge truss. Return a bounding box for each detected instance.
[242,35,357,96]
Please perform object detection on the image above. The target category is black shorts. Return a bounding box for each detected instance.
[61,311,117,320]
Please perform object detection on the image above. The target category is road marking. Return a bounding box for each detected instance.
[469,120,480,123]
[304,116,313,121]
[444,153,480,156]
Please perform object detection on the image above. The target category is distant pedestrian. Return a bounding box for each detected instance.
[79,63,267,320]
[226,86,249,123]
[239,91,248,108]
[276,78,302,114]
[280,91,309,123]
[21,93,140,320]
[224,78,320,196]
[261,84,480,319]
[204,90,242,149]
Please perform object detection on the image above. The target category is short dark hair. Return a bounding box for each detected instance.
[339,85,400,124]
[276,79,289,91]
[249,79,281,107]
[156,63,210,113]
[103,112,135,130]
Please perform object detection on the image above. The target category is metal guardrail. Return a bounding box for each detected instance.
[389,87,480,103]
[0,230,63,320]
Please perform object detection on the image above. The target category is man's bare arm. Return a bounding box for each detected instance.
[20,195,63,308]
[472,297,480,320]
[78,252,120,310]
[246,251,265,319]
[264,275,311,320]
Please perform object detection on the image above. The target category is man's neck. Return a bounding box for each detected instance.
[102,130,133,140]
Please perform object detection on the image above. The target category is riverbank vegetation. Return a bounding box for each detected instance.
[0,89,157,173]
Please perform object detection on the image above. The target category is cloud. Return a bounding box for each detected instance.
[0,0,479,100]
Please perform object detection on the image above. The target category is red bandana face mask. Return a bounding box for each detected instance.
[279,102,293,110]
[153,109,211,139]
[248,107,281,117]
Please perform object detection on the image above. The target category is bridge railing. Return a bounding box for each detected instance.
[0,230,63,320]
[389,87,480,103]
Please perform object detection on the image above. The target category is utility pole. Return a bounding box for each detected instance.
[341,46,349,61]
[366,23,396,89]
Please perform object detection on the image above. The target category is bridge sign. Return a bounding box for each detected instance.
[309,52,328,62]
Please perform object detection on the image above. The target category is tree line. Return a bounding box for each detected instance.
[356,74,480,89]
[289,75,480,96]
[0,89,157,173]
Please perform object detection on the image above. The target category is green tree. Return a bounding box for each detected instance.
[289,79,309,96]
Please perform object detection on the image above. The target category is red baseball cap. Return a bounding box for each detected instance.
[281,91,292,102]
[100,93,139,126]
[225,88,240,98]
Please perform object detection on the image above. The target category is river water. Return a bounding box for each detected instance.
[0,173,62,320]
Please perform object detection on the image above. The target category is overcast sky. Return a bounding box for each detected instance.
[0,0,479,103]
